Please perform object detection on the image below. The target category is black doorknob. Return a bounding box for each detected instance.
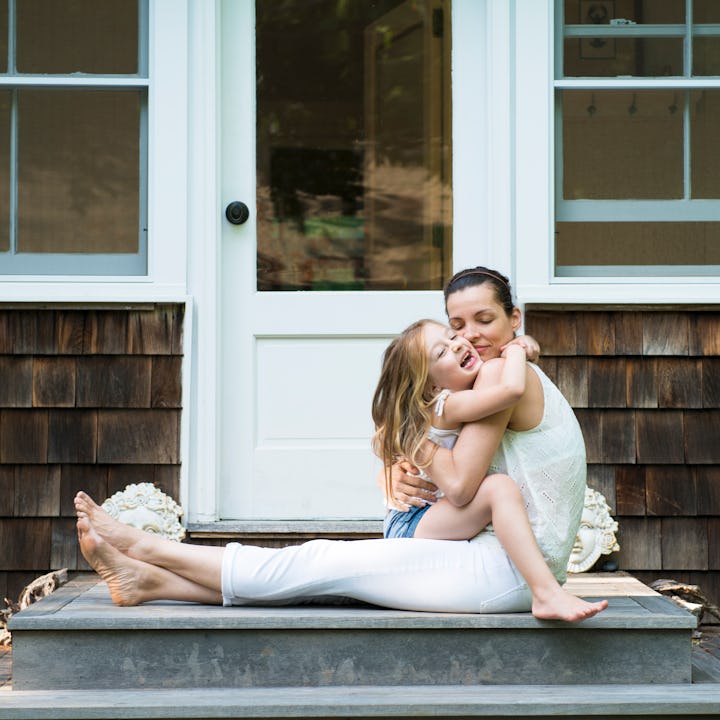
[225,201,250,225]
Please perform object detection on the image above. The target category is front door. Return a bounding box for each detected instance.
[220,0,454,519]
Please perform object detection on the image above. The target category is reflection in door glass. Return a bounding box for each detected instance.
[256,0,452,291]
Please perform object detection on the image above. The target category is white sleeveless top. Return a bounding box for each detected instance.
[485,363,587,583]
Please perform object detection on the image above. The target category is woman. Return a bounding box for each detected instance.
[75,266,606,621]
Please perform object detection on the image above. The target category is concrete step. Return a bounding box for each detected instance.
[8,574,697,691]
[2,683,720,719]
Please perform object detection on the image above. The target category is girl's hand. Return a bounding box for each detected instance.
[502,334,540,362]
[386,459,438,511]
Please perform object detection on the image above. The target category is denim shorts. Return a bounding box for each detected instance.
[383,504,431,538]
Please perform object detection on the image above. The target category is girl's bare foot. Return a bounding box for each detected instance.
[76,517,157,607]
[74,491,148,558]
[532,587,609,622]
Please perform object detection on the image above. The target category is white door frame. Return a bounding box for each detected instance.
[184,0,514,523]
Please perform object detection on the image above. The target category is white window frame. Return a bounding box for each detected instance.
[513,0,720,304]
[0,0,189,302]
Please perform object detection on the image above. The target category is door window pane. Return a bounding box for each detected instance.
[255,0,452,291]
[562,90,683,200]
[17,0,138,74]
[17,91,140,253]
[691,90,720,198]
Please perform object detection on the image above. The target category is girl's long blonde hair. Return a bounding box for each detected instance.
[371,319,440,505]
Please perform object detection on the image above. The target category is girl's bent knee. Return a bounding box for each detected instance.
[482,473,522,501]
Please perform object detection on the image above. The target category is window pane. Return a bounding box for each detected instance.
[17,91,140,253]
[556,222,720,267]
[694,0,720,23]
[0,91,8,251]
[691,90,720,198]
[693,38,720,76]
[564,37,683,77]
[255,0,452,291]
[0,0,7,74]
[564,0,685,25]
[562,90,683,199]
[17,0,138,74]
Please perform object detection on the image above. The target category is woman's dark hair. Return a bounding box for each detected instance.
[443,266,514,316]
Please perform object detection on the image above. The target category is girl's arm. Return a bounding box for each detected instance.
[438,345,527,428]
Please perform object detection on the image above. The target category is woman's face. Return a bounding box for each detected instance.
[445,284,521,360]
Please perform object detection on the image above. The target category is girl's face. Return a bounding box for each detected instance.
[423,322,481,392]
[445,284,521,360]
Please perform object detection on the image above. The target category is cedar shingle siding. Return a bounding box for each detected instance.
[0,305,183,601]
[527,308,720,613]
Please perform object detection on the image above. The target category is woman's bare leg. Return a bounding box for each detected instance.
[77,517,222,606]
[415,474,608,622]
[75,492,224,592]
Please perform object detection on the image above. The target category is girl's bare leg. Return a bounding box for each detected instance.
[415,474,608,622]
[75,491,224,592]
[77,517,222,606]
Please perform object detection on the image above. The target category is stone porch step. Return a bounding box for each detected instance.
[2,683,720,719]
[9,574,697,691]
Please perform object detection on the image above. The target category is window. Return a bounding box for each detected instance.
[555,0,720,277]
[0,0,147,276]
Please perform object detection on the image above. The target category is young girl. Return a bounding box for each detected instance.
[372,318,595,616]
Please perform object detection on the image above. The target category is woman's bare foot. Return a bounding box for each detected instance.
[74,491,148,557]
[532,587,609,622]
[77,517,157,607]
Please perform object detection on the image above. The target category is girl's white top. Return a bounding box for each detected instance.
[484,363,587,583]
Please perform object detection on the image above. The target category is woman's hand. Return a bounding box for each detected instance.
[502,334,540,362]
[384,459,438,511]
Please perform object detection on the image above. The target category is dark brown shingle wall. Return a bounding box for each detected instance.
[526,308,720,613]
[0,305,183,601]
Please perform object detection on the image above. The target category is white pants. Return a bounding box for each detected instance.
[221,532,532,613]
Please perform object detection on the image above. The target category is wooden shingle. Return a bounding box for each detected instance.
[0,466,14,515]
[615,517,662,568]
[600,410,636,464]
[153,464,181,501]
[48,410,98,463]
[661,517,708,570]
[576,312,615,356]
[97,409,180,464]
[76,356,152,408]
[59,464,109,515]
[588,358,626,408]
[656,358,702,409]
[645,465,696,516]
[614,312,643,355]
[15,465,61,516]
[127,307,175,355]
[83,311,128,354]
[151,356,183,408]
[0,356,32,407]
[51,518,79,571]
[696,467,720,515]
[684,410,720,463]
[0,409,48,463]
[56,310,86,354]
[524,311,577,355]
[635,410,684,464]
[709,519,720,571]
[689,312,720,356]
[586,464,616,512]
[0,518,52,570]
[701,357,720,407]
[33,357,76,407]
[615,465,646,515]
[625,357,658,409]
[556,357,588,407]
[107,464,156,496]
[642,312,690,356]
